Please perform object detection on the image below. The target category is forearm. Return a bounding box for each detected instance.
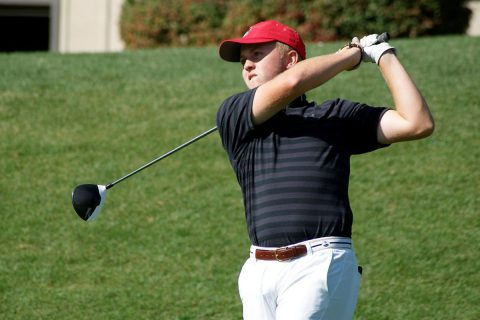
[377,52,434,143]
[288,47,361,95]
[252,48,361,125]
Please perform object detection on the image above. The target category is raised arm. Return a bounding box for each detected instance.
[358,36,435,144]
[376,52,435,144]
[251,47,361,125]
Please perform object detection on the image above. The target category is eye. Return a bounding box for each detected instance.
[253,50,263,59]
[240,57,246,66]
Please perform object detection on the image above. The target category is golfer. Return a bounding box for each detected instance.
[216,20,434,319]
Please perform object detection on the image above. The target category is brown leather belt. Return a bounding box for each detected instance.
[255,245,307,261]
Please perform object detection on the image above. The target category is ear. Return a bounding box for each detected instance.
[286,50,300,69]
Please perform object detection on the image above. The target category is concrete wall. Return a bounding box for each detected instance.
[467,1,480,36]
[58,0,125,53]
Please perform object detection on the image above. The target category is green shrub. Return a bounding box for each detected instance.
[318,0,472,38]
[220,0,334,42]
[120,0,229,48]
[120,0,472,48]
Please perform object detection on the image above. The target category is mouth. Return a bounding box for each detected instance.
[248,74,257,81]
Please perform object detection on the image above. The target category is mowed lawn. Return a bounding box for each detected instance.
[0,35,478,319]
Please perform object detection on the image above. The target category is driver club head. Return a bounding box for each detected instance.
[72,184,107,221]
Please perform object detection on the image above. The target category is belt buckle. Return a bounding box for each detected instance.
[274,247,292,262]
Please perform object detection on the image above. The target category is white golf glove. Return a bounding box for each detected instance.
[359,34,379,47]
[360,34,396,64]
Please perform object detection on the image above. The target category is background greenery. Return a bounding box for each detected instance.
[120,0,472,48]
[0,35,479,319]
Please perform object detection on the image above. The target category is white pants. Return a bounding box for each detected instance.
[238,237,361,320]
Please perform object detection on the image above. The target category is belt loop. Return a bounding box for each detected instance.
[303,239,314,255]
[250,247,256,260]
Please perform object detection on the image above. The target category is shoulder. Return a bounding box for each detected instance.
[218,89,257,112]
[318,98,388,120]
[216,88,257,128]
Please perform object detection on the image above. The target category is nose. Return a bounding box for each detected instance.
[243,59,255,71]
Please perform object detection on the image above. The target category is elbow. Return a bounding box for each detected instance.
[424,118,435,137]
[421,104,435,138]
[412,100,435,139]
[415,115,435,139]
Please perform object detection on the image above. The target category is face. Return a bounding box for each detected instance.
[239,42,289,89]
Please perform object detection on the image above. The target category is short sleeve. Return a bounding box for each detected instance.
[333,99,390,154]
[216,88,257,160]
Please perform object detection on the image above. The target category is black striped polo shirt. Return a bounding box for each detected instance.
[217,88,389,247]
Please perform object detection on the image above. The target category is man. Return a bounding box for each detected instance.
[216,20,434,320]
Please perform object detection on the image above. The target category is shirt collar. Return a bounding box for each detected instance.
[287,94,308,108]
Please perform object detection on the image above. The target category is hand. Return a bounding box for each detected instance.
[336,37,363,71]
[335,37,360,54]
[363,42,396,64]
[360,34,396,64]
[359,34,379,48]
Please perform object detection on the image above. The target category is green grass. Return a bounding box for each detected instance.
[0,35,478,319]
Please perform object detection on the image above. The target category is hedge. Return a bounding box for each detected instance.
[120,0,472,48]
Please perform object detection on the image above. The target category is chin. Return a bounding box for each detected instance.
[248,79,263,89]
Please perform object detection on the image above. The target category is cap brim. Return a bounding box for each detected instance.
[219,37,276,62]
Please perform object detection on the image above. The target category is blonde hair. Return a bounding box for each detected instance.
[276,42,302,61]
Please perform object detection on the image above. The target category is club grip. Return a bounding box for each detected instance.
[375,32,390,44]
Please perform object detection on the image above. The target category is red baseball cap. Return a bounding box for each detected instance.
[219,20,306,62]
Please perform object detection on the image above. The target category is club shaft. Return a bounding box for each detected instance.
[106,126,218,189]
[374,32,390,44]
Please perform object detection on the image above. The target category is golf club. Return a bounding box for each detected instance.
[72,126,218,221]
[72,32,392,222]
[374,32,390,44]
